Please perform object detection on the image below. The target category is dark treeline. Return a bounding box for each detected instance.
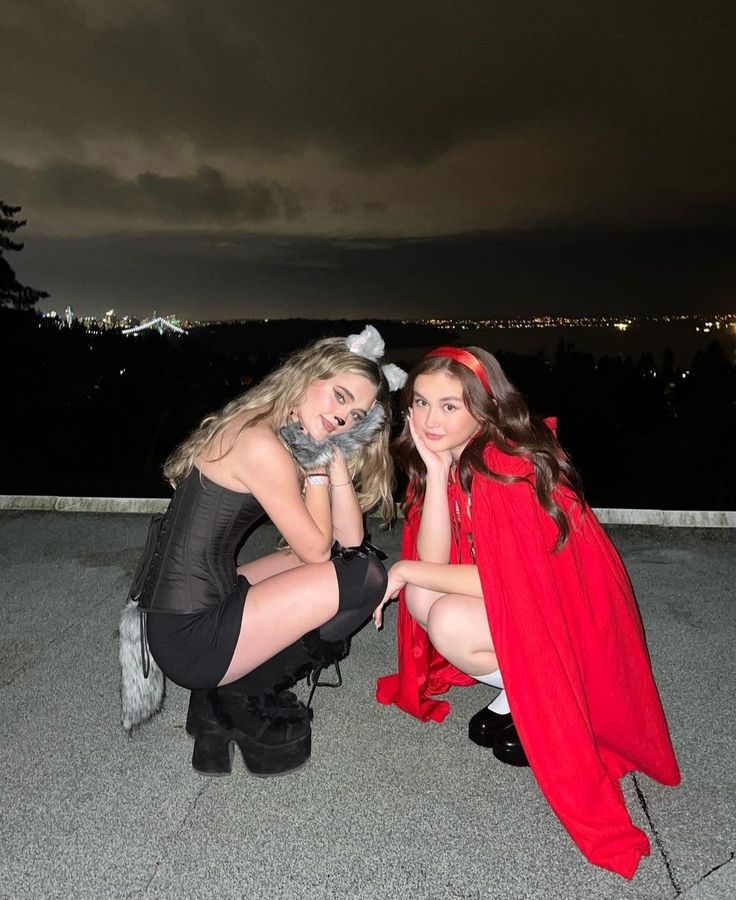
[1,308,734,510]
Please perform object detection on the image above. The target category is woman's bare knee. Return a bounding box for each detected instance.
[405,584,442,628]
[427,594,493,669]
[426,596,461,651]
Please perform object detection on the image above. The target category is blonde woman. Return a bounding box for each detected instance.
[128,326,403,777]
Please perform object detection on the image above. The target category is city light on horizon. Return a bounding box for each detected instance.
[41,305,736,338]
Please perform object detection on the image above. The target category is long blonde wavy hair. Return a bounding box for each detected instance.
[163,336,395,522]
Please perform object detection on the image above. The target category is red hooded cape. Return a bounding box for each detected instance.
[376,441,680,879]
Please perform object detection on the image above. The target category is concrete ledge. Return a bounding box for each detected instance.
[593,508,736,528]
[0,495,169,514]
[1,495,735,527]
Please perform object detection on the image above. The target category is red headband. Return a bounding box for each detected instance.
[425,346,492,395]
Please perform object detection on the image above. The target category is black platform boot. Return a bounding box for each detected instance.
[191,685,312,777]
[185,637,348,741]
[301,632,351,707]
[189,632,349,776]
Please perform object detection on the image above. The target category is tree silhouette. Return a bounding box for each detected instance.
[0,201,48,308]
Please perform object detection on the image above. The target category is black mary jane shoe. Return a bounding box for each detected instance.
[492,722,529,768]
[468,705,513,748]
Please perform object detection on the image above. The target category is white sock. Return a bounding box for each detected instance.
[487,691,510,715]
[472,669,510,715]
[472,669,504,689]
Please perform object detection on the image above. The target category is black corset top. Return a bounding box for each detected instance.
[139,468,265,615]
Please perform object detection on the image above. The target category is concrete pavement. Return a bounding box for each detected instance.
[0,511,734,899]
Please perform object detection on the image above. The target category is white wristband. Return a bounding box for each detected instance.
[305,474,330,486]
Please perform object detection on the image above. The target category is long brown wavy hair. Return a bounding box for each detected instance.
[163,336,395,522]
[393,347,584,550]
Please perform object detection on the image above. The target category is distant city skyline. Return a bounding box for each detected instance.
[3,2,735,319]
[38,303,736,371]
[52,308,736,334]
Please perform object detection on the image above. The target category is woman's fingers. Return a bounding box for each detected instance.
[374,562,407,628]
[373,601,386,629]
[373,585,403,629]
[407,409,452,473]
[407,410,423,447]
[328,446,346,469]
[407,411,432,461]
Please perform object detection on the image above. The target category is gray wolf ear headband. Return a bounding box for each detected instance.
[345,324,407,392]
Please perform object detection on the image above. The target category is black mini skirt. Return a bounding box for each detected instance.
[146,575,249,690]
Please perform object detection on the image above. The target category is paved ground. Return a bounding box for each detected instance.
[0,511,734,899]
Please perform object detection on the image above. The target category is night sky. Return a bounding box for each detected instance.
[3,1,735,320]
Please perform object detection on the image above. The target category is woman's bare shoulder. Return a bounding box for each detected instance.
[195,420,292,491]
[235,421,287,457]
[232,423,304,501]
[230,421,296,483]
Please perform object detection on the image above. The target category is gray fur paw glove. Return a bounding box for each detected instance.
[330,403,385,458]
[280,404,386,469]
[279,421,334,469]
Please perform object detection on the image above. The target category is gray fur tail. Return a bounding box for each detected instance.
[119,600,165,733]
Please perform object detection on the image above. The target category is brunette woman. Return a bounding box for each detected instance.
[375,346,679,878]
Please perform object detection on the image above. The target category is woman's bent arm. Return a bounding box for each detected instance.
[407,412,452,563]
[327,450,364,547]
[374,559,482,628]
[400,560,483,599]
[416,472,452,563]
[235,426,334,563]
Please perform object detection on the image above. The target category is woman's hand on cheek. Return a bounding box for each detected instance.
[373,562,407,629]
[407,410,453,476]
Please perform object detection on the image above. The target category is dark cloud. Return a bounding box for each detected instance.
[3,1,736,316]
[362,200,387,215]
[0,159,302,225]
[3,0,734,174]
[329,190,351,216]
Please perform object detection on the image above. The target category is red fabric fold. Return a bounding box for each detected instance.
[376,503,475,722]
[376,438,680,878]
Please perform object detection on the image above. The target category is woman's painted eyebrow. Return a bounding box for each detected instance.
[413,391,463,402]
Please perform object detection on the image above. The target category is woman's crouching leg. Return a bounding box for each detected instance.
[404,583,445,629]
[190,554,387,777]
[192,633,323,778]
[426,593,498,676]
[318,551,388,642]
